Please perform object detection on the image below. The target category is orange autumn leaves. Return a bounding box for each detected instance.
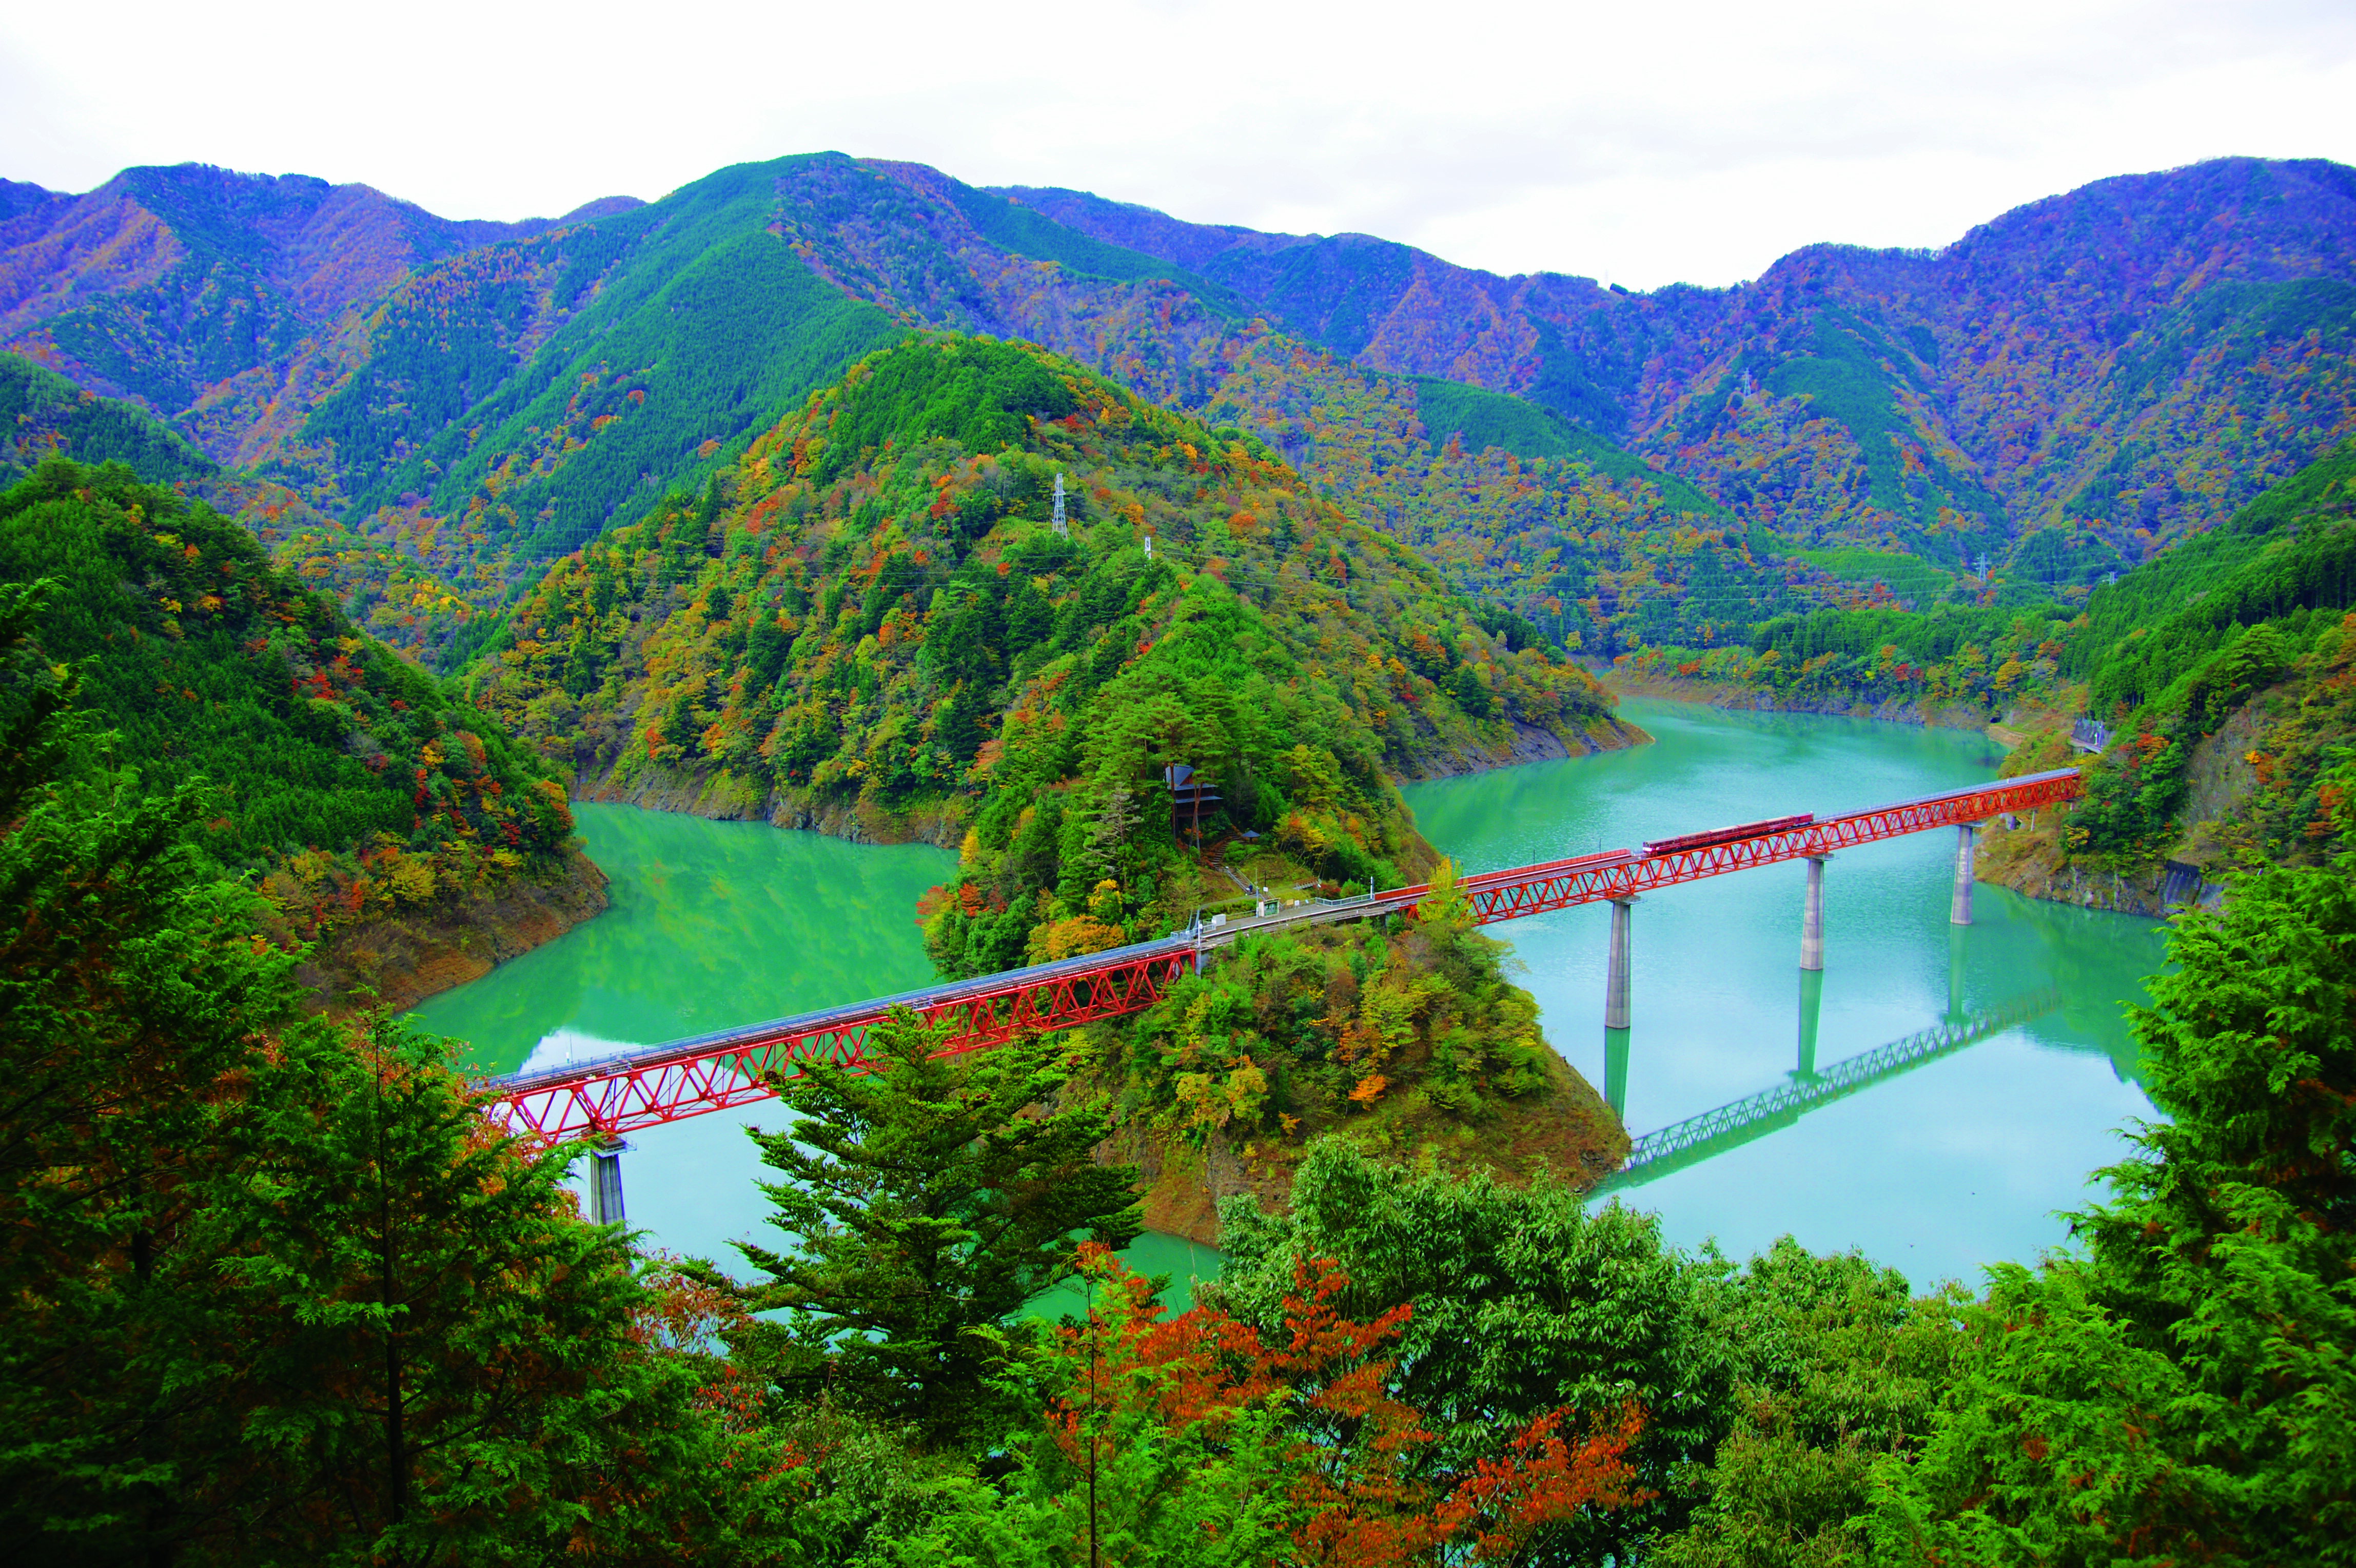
[1042,1242,1649,1565]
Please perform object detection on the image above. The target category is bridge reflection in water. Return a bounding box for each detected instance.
[1591,983,2063,1197]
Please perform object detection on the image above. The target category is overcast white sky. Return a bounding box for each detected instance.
[4,1,2352,289]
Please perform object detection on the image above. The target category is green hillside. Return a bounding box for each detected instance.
[0,458,576,942]
[2065,437,2356,715]
[308,159,908,581]
[463,336,1628,976]
[0,353,215,487]
[1197,337,1789,654]
[1407,375,1727,517]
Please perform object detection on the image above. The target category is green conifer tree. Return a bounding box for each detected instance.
[0,576,803,1562]
[1872,808,2356,1564]
[725,1011,1143,1448]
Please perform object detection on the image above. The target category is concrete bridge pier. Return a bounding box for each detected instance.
[1604,896,1638,1030]
[1801,854,1831,971]
[1950,824,1978,925]
[1795,967,1824,1080]
[590,1145,627,1225]
[1604,1028,1631,1121]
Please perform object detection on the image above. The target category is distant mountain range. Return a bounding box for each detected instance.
[1005,160,2356,552]
[4,153,2352,662]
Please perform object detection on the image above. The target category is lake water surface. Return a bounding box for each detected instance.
[413,700,2164,1291]
[411,805,955,1273]
[1400,698,2162,1285]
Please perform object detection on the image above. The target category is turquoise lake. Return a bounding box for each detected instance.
[412,699,2163,1292]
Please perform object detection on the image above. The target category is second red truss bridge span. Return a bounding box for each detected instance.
[485,768,2083,1145]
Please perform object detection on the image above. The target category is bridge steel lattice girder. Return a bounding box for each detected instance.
[1444,768,2081,925]
[489,942,1199,1144]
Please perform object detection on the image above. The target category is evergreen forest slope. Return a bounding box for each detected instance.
[0,458,596,992]
[1,351,214,486]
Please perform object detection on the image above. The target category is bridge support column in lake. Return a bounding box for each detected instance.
[1604,896,1638,1031]
[1950,823,1978,925]
[1800,854,1831,971]
[1947,924,1968,1024]
[589,1143,627,1226]
[1604,1027,1630,1121]
[1795,967,1824,1080]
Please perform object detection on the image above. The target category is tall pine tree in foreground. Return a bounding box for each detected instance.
[1873,767,2356,1565]
[0,573,801,1564]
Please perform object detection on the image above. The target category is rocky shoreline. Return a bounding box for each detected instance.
[1389,713,1653,781]
[572,765,971,849]
[561,710,1654,849]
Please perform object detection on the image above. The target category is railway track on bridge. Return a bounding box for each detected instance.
[483,767,2083,1144]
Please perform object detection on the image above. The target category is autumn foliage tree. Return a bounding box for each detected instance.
[905,1241,1649,1565]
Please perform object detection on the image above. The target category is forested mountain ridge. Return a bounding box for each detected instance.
[1007,159,2356,573]
[1196,334,1812,652]
[0,153,1277,662]
[270,150,1721,663]
[8,152,2353,670]
[463,336,1634,974]
[0,164,638,471]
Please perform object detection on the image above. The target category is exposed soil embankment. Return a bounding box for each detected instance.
[1099,1048,1629,1247]
[573,713,1652,842]
[1390,714,1652,782]
[573,766,970,850]
[1598,670,1995,732]
[297,844,612,1014]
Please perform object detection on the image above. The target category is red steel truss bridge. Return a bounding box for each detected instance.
[482,767,2082,1144]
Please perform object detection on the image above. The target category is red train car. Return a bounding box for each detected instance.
[1641,812,1813,859]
